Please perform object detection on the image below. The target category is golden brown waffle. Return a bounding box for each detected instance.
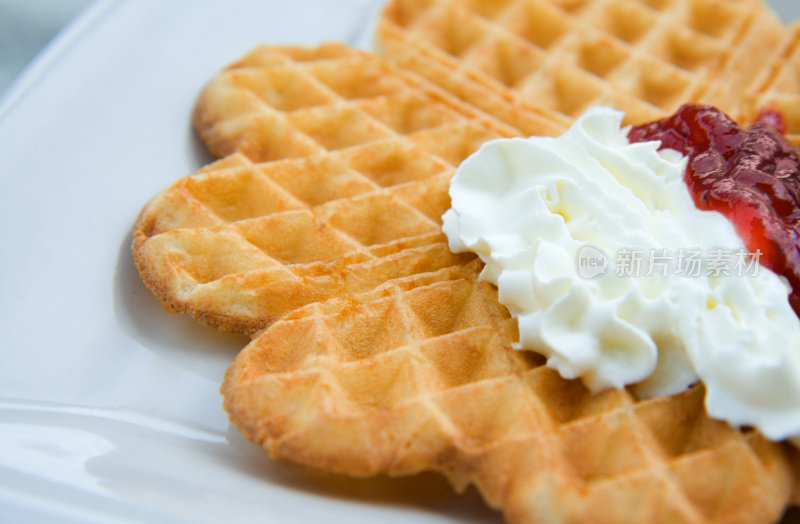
[376,0,788,129]
[192,42,565,163]
[741,21,800,144]
[134,43,560,334]
[223,259,799,523]
[133,40,800,524]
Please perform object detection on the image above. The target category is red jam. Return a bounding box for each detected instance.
[627,104,800,316]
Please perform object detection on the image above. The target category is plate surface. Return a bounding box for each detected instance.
[0,1,797,523]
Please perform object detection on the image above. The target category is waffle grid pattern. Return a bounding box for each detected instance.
[131,36,800,524]
[224,266,796,523]
[135,44,545,334]
[743,21,800,144]
[192,42,541,162]
[377,0,786,128]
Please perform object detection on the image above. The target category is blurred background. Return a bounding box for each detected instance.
[0,0,92,96]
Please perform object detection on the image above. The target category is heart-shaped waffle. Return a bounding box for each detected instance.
[134,43,553,334]
[223,260,798,523]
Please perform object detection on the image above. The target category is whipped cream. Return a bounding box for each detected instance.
[442,106,800,443]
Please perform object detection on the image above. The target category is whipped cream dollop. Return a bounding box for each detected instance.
[442,106,800,443]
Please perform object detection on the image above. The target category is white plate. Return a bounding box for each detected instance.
[0,1,797,523]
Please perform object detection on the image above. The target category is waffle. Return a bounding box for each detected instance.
[223,259,799,523]
[741,21,800,144]
[133,36,800,524]
[375,0,789,130]
[134,43,560,334]
[192,42,566,163]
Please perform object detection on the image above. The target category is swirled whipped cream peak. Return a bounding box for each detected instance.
[442,106,800,443]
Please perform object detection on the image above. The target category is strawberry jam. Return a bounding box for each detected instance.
[627,104,800,316]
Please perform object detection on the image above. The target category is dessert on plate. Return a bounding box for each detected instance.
[131,1,800,522]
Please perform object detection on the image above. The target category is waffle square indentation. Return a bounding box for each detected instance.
[233,210,363,265]
[184,166,303,222]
